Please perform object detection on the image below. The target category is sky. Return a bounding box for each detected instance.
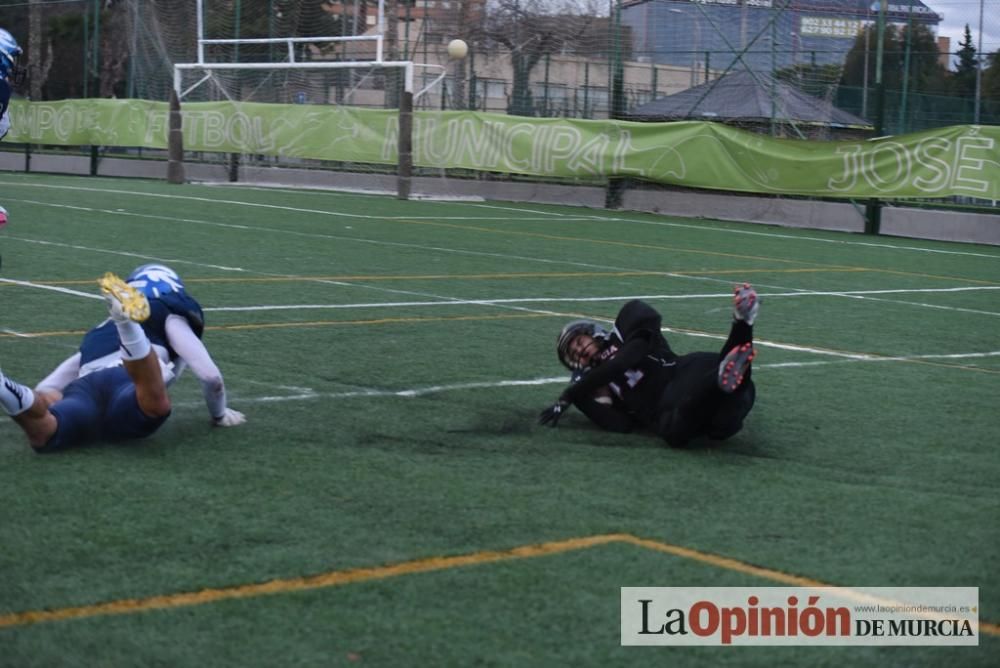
[922,0,998,60]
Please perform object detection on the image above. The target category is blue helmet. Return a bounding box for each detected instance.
[126,264,187,299]
[0,29,23,83]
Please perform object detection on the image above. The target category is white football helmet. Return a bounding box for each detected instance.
[126,264,187,299]
[0,28,24,85]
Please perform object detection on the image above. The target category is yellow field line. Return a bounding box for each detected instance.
[618,535,828,586]
[1,533,995,636]
[207,312,551,332]
[0,328,89,339]
[388,218,1000,286]
[0,313,557,339]
[3,313,999,376]
[0,268,869,287]
[0,534,624,628]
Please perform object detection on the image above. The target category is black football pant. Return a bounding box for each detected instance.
[654,321,755,448]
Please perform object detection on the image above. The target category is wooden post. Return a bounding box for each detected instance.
[397,90,413,200]
[167,89,185,184]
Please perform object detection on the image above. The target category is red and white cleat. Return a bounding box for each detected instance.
[732,282,759,326]
[718,342,756,393]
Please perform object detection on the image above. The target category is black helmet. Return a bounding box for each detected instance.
[556,320,608,370]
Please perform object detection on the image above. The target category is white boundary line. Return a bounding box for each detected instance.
[196,286,1000,317]
[172,350,1000,408]
[5,188,1000,320]
[6,274,999,319]
[7,269,998,369]
[4,179,999,364]
[4,179,1000,259]
[0,277,102,300]
[469,203,1000,260]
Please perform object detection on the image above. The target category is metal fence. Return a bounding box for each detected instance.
[0,0,997,134]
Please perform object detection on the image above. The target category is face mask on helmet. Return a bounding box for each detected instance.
[0,29,25,87]
[556,320,609,370]
[126,264,186,299]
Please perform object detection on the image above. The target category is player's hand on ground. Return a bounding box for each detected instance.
[213,408,246,427]
[538,399,570,427]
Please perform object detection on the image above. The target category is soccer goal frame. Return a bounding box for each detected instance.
[169,0,447,199]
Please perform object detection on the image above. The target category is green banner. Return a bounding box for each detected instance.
[7,99,1000,200]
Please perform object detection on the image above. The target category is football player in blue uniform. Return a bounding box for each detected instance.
[539,284,759,448]
[1,27,24,246]
[1,265,246,452]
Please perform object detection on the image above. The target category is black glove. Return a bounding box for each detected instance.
[538,399,570,427]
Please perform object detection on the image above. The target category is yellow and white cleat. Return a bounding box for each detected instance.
[99,272,150,323]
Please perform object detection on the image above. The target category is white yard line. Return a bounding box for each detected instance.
[764,350,1000,368]
[200,286,1000,317]
[0,277,102,300]
[3,191,992,317]
[5,179,999,260]
[2,235,247,273]
[4,181,999,343]
[470,202,1000,260]
[175,350,1000,408]
[6,269,999,322]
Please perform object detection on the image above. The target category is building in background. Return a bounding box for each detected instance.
[621,0,943,73]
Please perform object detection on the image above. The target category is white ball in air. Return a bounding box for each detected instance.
[447,39,468,60]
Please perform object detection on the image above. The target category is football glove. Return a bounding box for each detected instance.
[538,399,570,427]
[213,408,246,427]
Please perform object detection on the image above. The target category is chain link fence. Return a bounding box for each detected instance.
[0,0,996,133]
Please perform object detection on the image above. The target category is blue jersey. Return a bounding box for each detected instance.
[0,78,10,140]
[0,78,10,116]
[79,292,206,366]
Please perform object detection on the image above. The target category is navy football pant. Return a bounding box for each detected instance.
[40,366,169,452]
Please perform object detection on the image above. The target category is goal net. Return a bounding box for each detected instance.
[120,0,616,201]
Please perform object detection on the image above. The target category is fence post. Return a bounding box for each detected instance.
[605,0,626,209]
[398,90,413,201]
[167,89,185,184]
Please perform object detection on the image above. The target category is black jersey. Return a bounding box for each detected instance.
[562,300,678,428]
[601,300,678,423]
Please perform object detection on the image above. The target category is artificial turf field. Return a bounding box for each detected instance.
[0,172,997,666]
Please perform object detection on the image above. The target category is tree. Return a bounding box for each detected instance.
[952,24,977,97]
[982,50,1000,121]
[27,0,48,100]
[840,24,903,91]
[839,22,947,96]
[474,0,600,117]
[451,0,477,110]
[100,4,132,98]
[898,22,949,95]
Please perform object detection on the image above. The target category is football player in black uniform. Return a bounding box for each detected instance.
[539,284,759,448]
